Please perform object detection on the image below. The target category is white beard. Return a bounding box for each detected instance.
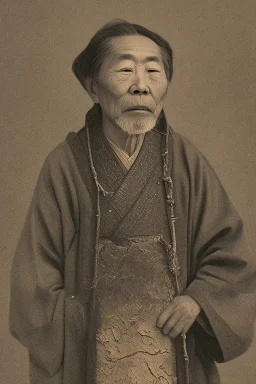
[115,115,157,135]
[115,105,163,135]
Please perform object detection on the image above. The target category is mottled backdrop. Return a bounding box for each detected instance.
[1,0,256,383]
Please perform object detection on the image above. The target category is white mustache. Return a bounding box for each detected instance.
[122,96,155,108]
[124,101,155,111]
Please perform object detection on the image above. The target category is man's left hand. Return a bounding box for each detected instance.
[156,295,201,338]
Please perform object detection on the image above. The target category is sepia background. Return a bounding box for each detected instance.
[1,0,256,383]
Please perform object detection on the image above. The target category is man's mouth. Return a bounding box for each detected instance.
[126,106,152,112]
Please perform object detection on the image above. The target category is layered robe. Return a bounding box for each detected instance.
[9,108,256,384]
[89,125,177,384]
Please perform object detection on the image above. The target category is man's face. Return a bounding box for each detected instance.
[89,35,169,135]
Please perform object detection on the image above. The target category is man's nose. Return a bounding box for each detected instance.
[129,72,149,95]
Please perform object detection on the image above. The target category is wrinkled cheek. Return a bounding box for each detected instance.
[154,101,164,114]
[155,82,168,99]
[101,98,122,121]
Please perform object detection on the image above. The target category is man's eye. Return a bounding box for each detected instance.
[148,69,160,73]
[120,68,133,72]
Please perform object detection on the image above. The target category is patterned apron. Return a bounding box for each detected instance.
[95,235,177,384]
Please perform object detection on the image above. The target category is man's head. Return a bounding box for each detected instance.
[73,20,173,135]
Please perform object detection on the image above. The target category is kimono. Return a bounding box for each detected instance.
[88,122,178,384]
[9,107,256,384]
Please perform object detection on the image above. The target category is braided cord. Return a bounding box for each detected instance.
[162,127,190,384]
[86,127,109,309]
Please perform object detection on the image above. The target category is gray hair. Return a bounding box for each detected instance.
[72,19,173,91]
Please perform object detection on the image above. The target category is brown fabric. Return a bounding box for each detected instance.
[106,134,145,170]
[90,124,171,242]
[9,110,256,384]
[95,236,177,384]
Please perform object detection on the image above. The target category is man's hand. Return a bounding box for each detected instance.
[156,295,201,338]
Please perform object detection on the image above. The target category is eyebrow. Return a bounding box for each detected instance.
[115,53,162,64]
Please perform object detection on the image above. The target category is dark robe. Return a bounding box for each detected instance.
[9,108,256,384]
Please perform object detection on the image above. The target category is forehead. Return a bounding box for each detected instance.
[105,35,163,64]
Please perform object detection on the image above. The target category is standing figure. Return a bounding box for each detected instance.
[9,20,256,384]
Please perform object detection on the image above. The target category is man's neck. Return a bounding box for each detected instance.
[102,118,143,156]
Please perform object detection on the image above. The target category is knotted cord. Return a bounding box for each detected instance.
[162,121,190,384]
[86,125,109,309]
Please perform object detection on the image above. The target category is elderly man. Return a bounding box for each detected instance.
[10,20,256,384]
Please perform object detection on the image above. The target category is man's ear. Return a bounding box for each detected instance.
[84,77,99,103]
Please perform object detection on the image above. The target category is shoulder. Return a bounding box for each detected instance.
[169,128,208,164]
[37,132,84,190]
[168,127,227,197]
[43,138,76,171]
[169,127,215,173]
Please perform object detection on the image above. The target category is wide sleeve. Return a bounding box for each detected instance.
[9,146,76,378]
[183,145,256,363]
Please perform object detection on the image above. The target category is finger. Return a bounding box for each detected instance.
[162,311,183,335]
[168,316,191,339]
[182,317,196,334]
[156,301,176,328]
[168,320,184,339]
